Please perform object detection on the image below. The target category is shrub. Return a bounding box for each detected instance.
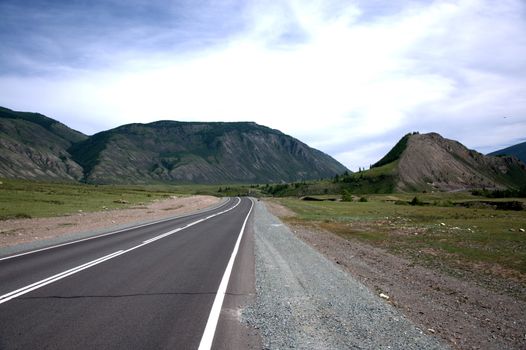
[0,213,32,221]
[341,190,353,202]
[410,196,424,206]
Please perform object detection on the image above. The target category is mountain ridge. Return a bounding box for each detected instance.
[0,106,348,184]
[366,132,526,192]
[69,120,347,184]
[489,140,526,164]
[0,107,87,181]
[332,132,526,194]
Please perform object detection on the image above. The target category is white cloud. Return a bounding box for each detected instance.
[1,0,525,170]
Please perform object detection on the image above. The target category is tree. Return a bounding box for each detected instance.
[341,190,353,202]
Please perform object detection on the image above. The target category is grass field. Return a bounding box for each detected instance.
[0,178,268,220]
[0,178,185,219]
[275,193,526,291]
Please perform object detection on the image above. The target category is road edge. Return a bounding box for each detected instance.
[0,197,229,259]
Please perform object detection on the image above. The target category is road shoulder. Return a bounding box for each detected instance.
[214,200,261,349]
[244,200,447,349]
[267,200,526,350]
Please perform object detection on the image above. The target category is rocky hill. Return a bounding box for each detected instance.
[0,107,87,181]
[371,132,526,192]
[489,141,526,164]
[0,107,347,184]
[70,121,347,184]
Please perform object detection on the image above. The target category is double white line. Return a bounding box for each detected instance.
[0,197,243,305]
[0,250,125,305]
[0,198,232,263]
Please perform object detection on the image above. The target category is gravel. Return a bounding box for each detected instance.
[244,200,448,350]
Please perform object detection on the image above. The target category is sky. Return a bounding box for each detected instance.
[1,0,525,170]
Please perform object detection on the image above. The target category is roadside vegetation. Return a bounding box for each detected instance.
[273,192,526,298]
[0,178,181,220]
[4,175,525,218]
[0,178,270,220]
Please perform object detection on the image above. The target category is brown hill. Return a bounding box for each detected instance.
[0,107,87,181]
[361,132,526,192]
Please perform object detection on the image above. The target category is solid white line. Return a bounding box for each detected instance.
[0,197,232,262]
[198,198,254,350]
[0,197,243,305]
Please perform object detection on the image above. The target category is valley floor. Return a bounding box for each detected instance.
[264,200,526,350]
[3,193,525,349]
[0,195,220,253]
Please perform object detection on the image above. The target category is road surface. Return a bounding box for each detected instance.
[0,197,255,349]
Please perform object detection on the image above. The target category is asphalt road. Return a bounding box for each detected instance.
[0,197,255,350]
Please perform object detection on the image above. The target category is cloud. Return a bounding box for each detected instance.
[0,0,525,170]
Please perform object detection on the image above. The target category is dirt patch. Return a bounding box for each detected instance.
[0,195,220,248]
[264,200,297,218]
[265,200,526,350]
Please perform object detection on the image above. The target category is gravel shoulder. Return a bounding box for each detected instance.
[264,200,526,350]
[0,195,222,257]
[244,199,447,349]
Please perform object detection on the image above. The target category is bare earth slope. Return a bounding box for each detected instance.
[0,107,86,181]
[396,133,526,191]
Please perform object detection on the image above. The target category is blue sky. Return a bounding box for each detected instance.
[1,0,525,170]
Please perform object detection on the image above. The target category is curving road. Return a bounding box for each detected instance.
[0,197,255,350]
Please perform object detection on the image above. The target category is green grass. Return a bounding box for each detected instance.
[0,178,183,219]
[362,161,398,176]
[275,193,526,286]
[336,162,398,194]
[0,178,269,220]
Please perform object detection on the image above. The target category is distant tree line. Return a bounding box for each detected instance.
[471,186,526,198]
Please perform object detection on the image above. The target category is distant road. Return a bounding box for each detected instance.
[0,197,254,349]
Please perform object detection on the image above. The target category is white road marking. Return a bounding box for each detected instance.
[0,198,242,305]
[0,197,232,262]
[198,198,254,350]
[0,250,125,305]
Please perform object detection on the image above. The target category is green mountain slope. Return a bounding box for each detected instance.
[371,133,412,168]
[0,107,87,181]
[489,141,526,164]
[69,121,348,184]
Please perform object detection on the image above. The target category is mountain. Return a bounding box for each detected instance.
[69,121,347,184]
[488,141,526,164]
[393,133,526,191]
[0,107,87,181]
[0,106,348,184]
[344,132,526,193]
